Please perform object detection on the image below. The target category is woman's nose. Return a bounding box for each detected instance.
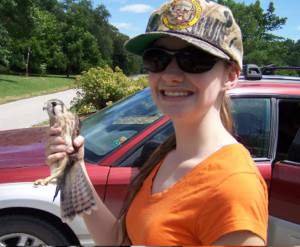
[161,58,184,84]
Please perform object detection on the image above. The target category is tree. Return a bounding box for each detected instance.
[112,32,142,75]
[1,0,36,74]
[0,0,15,68]
[90,5,114,65]
[0,24,10,67]
[60,0,108,75]
[288,40,300,67]
[63,26,102,76]
[0,0,144,75]
[217,0,287,66]
[263,2,287,33]
[30,8,67,74]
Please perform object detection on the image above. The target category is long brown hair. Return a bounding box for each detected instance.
[118,94,233,244]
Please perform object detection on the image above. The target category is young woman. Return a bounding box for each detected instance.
[46,0,268,245]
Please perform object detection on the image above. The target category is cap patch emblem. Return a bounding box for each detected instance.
[162,0,202,30]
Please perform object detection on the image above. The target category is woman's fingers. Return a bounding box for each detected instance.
[47,124,62,136]
[45,125,67,166]
[45,125,85,165]
[73,135,85,159]
[46,135,65,147]
[46,152,66,166]
[73,135,84,148]
[45,144,68,156]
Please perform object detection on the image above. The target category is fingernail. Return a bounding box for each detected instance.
[67,147,74,153]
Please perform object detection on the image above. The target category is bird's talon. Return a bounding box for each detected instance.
[34,179,48,186]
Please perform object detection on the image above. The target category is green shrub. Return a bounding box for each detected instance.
[40,63,47,76]
[72,66,148,114]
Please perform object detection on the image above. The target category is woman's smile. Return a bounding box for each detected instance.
[159,88,195,100]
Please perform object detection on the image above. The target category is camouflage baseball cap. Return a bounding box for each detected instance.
[125,0,244,70]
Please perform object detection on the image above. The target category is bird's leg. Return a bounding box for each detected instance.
[34,156,69,186]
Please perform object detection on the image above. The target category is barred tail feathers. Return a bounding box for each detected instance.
[60,163,97,222]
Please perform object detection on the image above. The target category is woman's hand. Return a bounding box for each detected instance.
[45,123,85,166]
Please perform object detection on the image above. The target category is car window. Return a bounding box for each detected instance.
[231,98,271,158]
[119,122,175,167]
[81,88,163,163]
[277,100,300,162]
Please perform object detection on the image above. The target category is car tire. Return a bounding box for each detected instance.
[0,215,72,246]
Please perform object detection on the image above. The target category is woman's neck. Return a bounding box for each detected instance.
[171,108,236,161]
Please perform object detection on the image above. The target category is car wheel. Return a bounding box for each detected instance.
[0,215,72,246]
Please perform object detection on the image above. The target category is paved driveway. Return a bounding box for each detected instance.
[0,89,78,131]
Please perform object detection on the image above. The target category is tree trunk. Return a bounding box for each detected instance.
[67,64,70,78]
[26,47,31,77]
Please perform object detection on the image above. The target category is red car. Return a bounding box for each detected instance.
[0,66,300,246]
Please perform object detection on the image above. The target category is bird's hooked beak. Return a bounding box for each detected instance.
[43,99,64,116]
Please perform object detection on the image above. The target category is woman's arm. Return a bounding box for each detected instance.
[212,231,265,246]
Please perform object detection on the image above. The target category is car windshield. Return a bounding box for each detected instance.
[81,88,163,163]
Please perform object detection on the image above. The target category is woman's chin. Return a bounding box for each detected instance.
[161,107,194,120]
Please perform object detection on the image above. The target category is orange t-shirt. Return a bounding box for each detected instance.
[126,143,268,245]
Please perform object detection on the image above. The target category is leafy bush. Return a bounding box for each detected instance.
[40,63,47,76]
[72,66,148,114]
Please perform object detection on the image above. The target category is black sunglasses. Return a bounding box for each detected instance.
[142,47,220,74]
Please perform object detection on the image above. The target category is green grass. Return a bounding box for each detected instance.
[0,74,76,104]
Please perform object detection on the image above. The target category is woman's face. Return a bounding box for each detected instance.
[147,37,231,122]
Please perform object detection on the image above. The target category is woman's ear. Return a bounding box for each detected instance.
[224,62,240,90]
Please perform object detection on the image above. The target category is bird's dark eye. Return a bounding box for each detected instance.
[52,102,57,107]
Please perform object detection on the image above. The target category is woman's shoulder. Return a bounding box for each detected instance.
[210,142,255,169]
[209,143,267,194]
[202,142,262,183]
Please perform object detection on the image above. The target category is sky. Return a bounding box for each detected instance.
[95,0,299,41]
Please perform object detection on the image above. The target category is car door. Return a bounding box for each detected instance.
[231,96,273,186]
[85,163,110,200]
[268,99,300,245]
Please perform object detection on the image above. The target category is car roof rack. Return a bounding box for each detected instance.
[261,65,300,75]
[242,64,300,81]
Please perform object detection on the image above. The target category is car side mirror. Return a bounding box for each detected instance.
[243,64,262,80]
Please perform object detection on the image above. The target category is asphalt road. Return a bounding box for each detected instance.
[0,89,78,131]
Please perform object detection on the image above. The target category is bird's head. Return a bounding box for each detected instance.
[43,99,66,118]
